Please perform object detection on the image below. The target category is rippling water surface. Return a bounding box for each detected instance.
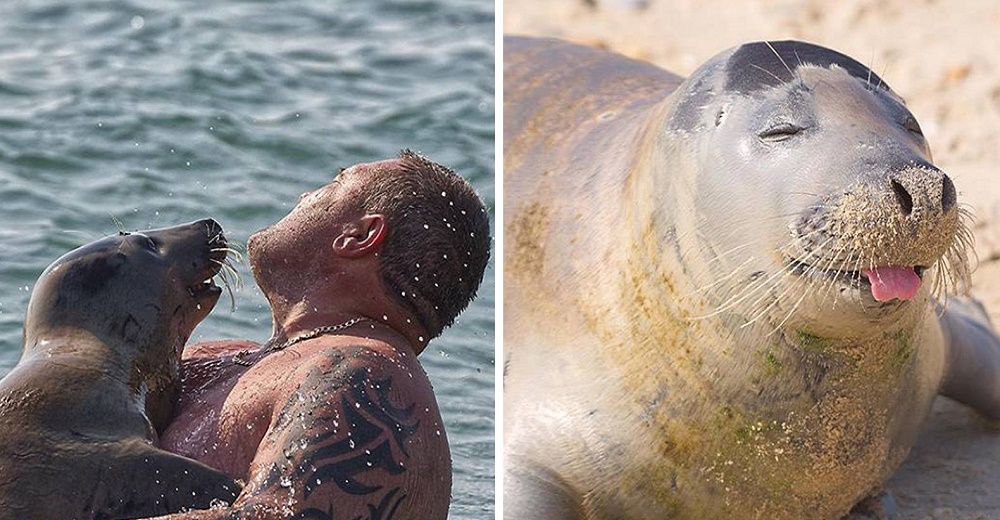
[0,0,494,517]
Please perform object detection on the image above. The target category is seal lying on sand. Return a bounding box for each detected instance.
[504,37,1000,520]
[0,219,241,520]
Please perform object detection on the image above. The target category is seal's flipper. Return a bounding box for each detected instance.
[938,297,1000,419]
[504,461,584,520]
[844,490,899,519]
[83,440,241,519]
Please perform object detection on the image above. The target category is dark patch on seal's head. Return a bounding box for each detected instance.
[60,251,127,297]
[724,41,890,94]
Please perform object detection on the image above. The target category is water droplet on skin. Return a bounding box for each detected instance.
[440,191,446,197]
[418,336,424,342]
[279,476,293,488]
[423,224,429,230]
[382,315,388,321]
[348,439,355,449]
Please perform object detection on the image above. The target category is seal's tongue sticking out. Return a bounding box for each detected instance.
[863,266,921,302]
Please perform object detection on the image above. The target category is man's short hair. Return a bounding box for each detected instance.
[354,150,491,338]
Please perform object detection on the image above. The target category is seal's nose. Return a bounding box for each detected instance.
[941,174,956,212]
[890,178,913,216]
[194,218,223,238]
[886,166,956,218]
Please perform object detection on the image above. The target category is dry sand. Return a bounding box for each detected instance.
[503,1,1000,518]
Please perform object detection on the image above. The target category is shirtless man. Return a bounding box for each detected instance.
[148,151,491,519]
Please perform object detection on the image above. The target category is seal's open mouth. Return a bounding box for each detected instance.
[188,228,227,301]
[187,278,221,299]
[790,261,926,302]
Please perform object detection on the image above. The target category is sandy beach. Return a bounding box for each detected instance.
[503,1,1000,517]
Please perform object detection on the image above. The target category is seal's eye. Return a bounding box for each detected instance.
[903,117,924,137]
[758,123,803,142]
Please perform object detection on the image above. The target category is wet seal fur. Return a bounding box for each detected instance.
[504,37,1000,520]
[0,219,241,520]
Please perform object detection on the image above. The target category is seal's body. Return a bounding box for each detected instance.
[0,219,240,520]
[504,37,1000,519]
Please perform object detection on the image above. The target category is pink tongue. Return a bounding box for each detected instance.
[863,266,921,302]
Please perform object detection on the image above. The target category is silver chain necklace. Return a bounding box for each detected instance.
[232,316,368,366]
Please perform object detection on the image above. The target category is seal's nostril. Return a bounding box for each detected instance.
[941,174,956,212]
[890,179,914,216]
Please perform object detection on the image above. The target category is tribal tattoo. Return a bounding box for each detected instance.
[262,347,421,520]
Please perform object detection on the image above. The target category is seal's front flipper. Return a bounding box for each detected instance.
[504,460,585,520]
[938,297,1000,419]
[90,440,242,519]
[843,490,899,519]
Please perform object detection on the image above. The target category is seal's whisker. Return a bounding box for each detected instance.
[58,229,103,241]
[704,241,758,266]
[816,241,854,310]
[690,255,757,294]
[741,264,802,329]
[749,63,787,85]
[210,261,241,311]
[698,236,834,321]
[211,246,245,264]
[697,261,797,318]
[764,40,795,78]
[766,276,815,337]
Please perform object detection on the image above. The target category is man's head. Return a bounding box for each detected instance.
[249,151,491,340]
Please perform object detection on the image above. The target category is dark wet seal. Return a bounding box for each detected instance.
[0,219,241,520]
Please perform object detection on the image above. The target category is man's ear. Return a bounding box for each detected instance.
[333,214,387,258]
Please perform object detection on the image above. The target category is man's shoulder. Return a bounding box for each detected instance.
[289,339,427,391]
[182,339,262,360]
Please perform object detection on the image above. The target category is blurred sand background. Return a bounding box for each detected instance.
[503,1,1000,518]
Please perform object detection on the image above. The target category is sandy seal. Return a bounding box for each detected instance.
[0,219,241,520]
[504,37,1000,519]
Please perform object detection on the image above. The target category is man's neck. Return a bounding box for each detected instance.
[269,294,429,356]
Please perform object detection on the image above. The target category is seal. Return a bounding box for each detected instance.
[0,219,241,520]
[504,37,1000,520]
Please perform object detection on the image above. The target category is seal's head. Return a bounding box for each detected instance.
[24,219,228,360]
[663,41,970,333]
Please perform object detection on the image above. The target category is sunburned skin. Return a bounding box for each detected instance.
[156,330,450,520]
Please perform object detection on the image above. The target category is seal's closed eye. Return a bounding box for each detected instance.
[758,122,805,142]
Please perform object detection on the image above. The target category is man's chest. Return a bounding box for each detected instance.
[160,353,282,480]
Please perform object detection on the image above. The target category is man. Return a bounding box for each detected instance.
[148,151,491,519]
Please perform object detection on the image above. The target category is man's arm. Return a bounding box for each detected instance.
[146,345,451,520]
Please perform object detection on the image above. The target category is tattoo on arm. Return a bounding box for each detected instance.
[259,349,421,520]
